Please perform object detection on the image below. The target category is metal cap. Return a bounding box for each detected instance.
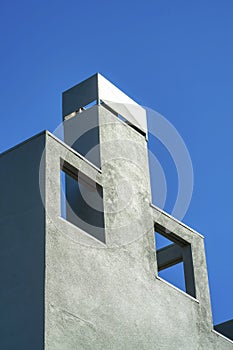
[62,73,147,137]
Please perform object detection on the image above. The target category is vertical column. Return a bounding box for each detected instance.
[99,104,155,251]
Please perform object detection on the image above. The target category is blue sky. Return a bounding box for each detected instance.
[1,0,233,325]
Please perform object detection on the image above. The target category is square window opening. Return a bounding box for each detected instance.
[60,159,105,243]
[155,223,196,298]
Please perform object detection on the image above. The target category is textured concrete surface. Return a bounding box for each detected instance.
[44,105,233,349]
[0,104,233,349]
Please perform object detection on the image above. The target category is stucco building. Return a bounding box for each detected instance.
[0,74,232,349]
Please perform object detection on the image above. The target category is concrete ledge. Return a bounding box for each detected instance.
[151,203,204,239]
[156,276,199,304]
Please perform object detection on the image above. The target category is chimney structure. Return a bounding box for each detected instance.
[0,74,232,349]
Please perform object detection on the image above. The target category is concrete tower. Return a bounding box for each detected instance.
[0,74,232,349]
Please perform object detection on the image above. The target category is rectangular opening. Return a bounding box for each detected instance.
[101,102,146,137]
[118,114,146,137]
[83,100,97,110]
[155,223,196,298]
[60,159,105,243]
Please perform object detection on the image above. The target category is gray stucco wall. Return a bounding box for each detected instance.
[44,106,233,349]
[0,133,46,350]
[0,109,232,349]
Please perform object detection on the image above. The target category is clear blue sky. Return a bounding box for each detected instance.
[0,0,232,325]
